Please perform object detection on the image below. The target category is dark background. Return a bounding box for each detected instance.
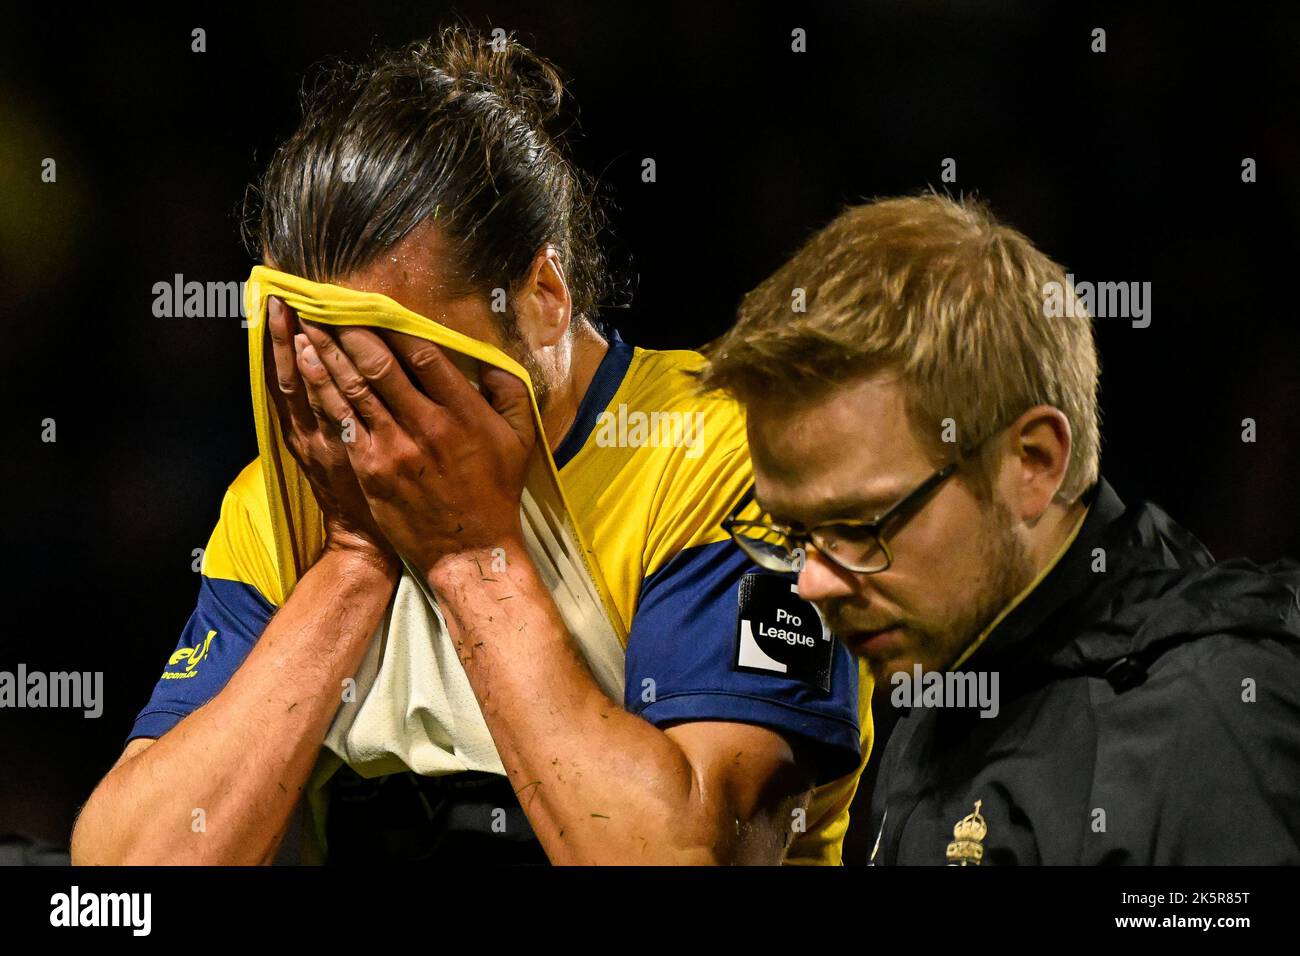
[2,1,1298,861]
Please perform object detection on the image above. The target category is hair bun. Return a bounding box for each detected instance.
[438,27,564,126]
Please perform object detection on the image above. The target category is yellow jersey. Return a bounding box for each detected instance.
[130,331,872,864]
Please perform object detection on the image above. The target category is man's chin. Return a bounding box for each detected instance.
[839,628,916,680]
[839,627,952,685]
[864,653,914,687]
[841,625,907,659]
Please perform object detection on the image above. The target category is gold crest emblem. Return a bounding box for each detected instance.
[945,799,987,866]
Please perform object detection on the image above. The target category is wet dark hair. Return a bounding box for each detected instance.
[241,27,607,323]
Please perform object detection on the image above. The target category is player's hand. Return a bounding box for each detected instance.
[295,320,534,578]
[264,296,397,567]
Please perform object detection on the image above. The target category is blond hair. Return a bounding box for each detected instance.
[700,193,1101,502]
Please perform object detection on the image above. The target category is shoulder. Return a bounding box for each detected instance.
[1096,548,1300,731]
[220,457,276,559]
[612,346,752,569]
[1125,555,1300,694]
[616,346,748,448]
[222,457,269,520]
[202,457,283,605]
[1082,548,1300,710]
[1085,628,1300,862]
[1138,628,1300,724]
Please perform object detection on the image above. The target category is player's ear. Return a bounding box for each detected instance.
[1008,405,1072,522]
[513,246,572,349]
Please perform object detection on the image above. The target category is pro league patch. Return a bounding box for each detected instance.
[733,573,835,692]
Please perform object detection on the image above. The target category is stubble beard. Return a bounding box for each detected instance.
[497,304,552,411]
[834,498,1036,680]
[924,497,1037,671]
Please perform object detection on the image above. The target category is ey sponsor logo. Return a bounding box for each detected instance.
[161,630,215,680]
[594,403,705,459]
[889,664,999,718]
[50,886,151,936]
[0,666,102,718]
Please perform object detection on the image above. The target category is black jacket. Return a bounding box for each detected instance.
[868,477,1300,865]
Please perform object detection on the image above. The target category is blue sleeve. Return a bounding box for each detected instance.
[624,539,861,786]
[127,576,275,742]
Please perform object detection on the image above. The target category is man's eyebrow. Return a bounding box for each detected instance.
[818,491,905,520]
[758,488,907,527]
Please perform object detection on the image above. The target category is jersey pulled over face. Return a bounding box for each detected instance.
[129,332,873,864]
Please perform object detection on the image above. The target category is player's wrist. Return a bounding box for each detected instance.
[423,531,529,591]
[321,528,402,578]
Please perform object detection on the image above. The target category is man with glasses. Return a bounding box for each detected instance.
[701,193,1300,864]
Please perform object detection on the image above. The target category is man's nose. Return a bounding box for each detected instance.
[796,546,858,605]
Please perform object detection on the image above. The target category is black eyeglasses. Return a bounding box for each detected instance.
[723,425,1007,575]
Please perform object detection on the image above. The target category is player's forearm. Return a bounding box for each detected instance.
[71,546,398,866]
[428,546,742,865]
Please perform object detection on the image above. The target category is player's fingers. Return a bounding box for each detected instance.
[333,326,438,430]
[480,366,536,449]
[296,334,366,442]
[300,322,398,436]
[380,329,484,420]
[266,297,317,435]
